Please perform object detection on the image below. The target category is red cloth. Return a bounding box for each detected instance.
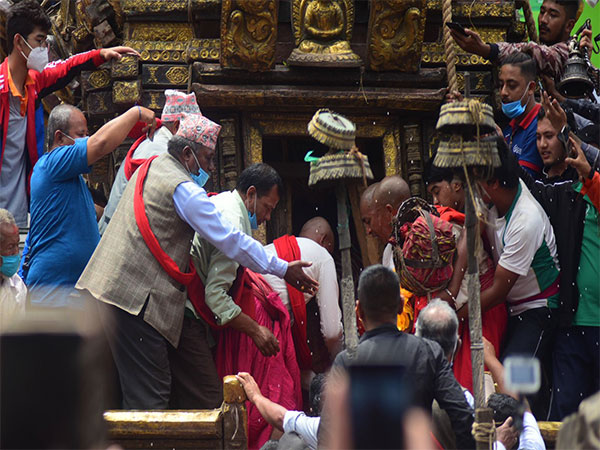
[133,155,195,285]
[214,271,302,450]
[273,235,312,370]
[0,49,104,194]
[123,118,163,180]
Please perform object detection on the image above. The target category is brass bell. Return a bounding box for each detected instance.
[558,50,594,98]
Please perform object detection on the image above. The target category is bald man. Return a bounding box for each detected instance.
[360,176,411,268]
[263,217,342,387]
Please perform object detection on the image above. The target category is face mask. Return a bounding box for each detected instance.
[501,84,530,119]
[1,254,20,278]
[247,191,258,229]
[20,36,48,73]
[186,149,210,187]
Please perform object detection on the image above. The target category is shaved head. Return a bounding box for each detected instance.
[300,216,335,254]
[374,175,411,212]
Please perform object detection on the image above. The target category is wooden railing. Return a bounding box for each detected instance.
[104,376,248,450]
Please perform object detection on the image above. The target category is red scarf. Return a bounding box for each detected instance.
[273,235,312,370]
[133,155,196,285]
[123,118,163,180]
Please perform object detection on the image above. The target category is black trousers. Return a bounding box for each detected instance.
[502,306,557,420]
[551,326,600,420]
[99,301,222,410]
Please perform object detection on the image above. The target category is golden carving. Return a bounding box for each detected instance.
[367,0,427,72]
[404,123,424,197]
[287,0,361,67]
[383,128,402,177]
[147,66,159,84]
[220,0,279,72]
[186,39,220,62]
[88,70,111,90]
[127,22,194,41]
[113,80,142,105]
[124,40,186,62]
[421,42,491,66]
[425,0,514,18]
[111,55,139,79]
[165,66,189,85]
[147,91,162,110]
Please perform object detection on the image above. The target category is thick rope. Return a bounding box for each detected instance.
[472,420,496,450]
[442,0,458,93]
[520,0,539,43]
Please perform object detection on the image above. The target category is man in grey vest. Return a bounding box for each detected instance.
[76,113,318,409]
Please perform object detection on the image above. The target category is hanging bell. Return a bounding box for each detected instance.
[558,50,594,98]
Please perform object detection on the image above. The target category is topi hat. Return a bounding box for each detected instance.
[161,90,201,122]
[176,113,221,150]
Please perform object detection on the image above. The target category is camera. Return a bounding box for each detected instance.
[504,356,541,395]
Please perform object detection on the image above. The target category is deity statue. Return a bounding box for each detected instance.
[288,0,361,67]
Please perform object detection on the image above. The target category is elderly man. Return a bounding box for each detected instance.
[99,90,201,234]
[360,175,410,268]
[76,114,317,409]
[263,216,343,385]
[25,104,156,308]
[331,265,475,449]
[0,209,26,330]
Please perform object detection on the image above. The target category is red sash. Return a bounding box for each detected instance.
[133,155,196,285]
[123,119,163,180]
[273,235,312,370]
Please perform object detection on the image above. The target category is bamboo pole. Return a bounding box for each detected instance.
[336,183,359,358]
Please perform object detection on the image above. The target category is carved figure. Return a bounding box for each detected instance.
[288,0,361,67]
[367,0,427,72]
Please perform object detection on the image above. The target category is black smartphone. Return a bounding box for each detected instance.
[350,365,411,449]
[446,21,469,37]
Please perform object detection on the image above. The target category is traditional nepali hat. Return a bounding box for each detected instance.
[161,90,201,122]
[176,113,221,150]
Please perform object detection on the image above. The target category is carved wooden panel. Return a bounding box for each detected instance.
[112,80,142,105]
[220,0,278,72]
[142,65,189,87]
[81,69,111,92]
[123,40,187,63]
[403,123,425,197]
[86,91,114,115]
[111,55,139,79]
[367,0,427,72]
[141,90,167,111]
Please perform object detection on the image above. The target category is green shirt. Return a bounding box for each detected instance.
[573,184,600,327]
[189,190,251,325]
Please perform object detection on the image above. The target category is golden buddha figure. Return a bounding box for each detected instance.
[288,0,361,67]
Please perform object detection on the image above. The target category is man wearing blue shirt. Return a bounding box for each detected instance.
[500,52,544,178]
[26,103,156,307]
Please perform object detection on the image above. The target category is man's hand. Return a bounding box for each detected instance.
[566,136,593,180]
[236,372,262,404]
[284,260,319,295]
[100,46,141,61]
[496,417,519,450]
[445,90,464,104]
[137,106,157,139]
[541,90,567,130]
[449,28,491,58]
[580,28,593,56]
[251,325,280,357]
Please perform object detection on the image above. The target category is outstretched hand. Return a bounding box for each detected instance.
[566,136,592,180]
[449,28,491,58]
[284,260,319,295]
[100,46,140,61]
[541,90,567,131]
[236,372,261,404]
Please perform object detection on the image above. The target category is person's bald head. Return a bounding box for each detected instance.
[360,183,383,241]
[300,216,335,254]
[371,175,411,241]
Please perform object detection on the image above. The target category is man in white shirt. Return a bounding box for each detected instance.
[0,209,26,331]
[99,90,201,234]
[263,217,343,387]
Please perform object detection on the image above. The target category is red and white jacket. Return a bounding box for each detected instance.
[0,49,105,194]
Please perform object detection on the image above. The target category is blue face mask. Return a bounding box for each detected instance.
[187,149,210,187]
[1,254,20,278]
[501,84,530,119]
[247,191,258,229]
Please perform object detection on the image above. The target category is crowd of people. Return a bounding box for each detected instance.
[0,0,599,449]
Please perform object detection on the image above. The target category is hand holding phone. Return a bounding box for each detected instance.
[446,22,469,37]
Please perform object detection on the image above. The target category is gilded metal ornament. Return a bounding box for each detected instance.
[125,22,194,41]
[111,55,139,79]
[425,0,514,18]
[84,69,111,91]
[113,80,142,105]
[165,66,190,85]
[124,40,186,63]
[367,0,427,72]
[220,0,279,71]
[287,0,361,67]
[186,39,220,62]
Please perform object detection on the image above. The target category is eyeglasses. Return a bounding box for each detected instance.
[20,34,49,50]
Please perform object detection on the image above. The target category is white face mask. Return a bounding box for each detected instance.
[20,36,49,73]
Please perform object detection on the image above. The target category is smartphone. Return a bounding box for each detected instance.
[349,365,411,449]
[446,22,469,37]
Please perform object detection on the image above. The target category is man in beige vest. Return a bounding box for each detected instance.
[76,114,318,409]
